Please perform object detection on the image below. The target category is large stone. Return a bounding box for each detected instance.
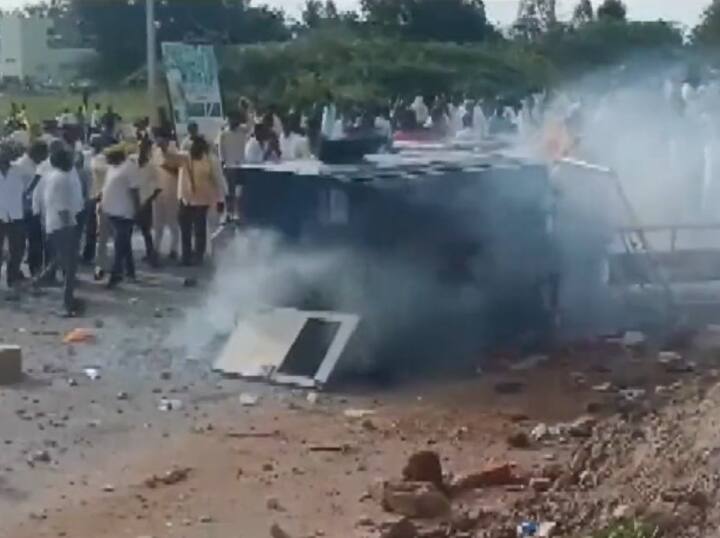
[507,431,531,449]
[567,416,597,438]
[451,464,523,493]
[270,523,293,538]
[402,451,443,489]
[382,481,451,519]
[380,518,417,538]
[642,501,701,535]
[0,345,22,385]
[529,477,552,492]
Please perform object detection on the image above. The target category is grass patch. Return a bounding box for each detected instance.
[0,88,150,125]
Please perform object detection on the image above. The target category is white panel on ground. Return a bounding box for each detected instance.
[213,308,309,378]
[214,308,360,389]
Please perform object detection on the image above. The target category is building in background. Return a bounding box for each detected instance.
[0,13,96,85]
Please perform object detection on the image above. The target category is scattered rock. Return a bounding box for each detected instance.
[540,463,564,481]
[270,523,294,538]
[240,393,260,407]
[507,412,529,423]
[451,463,523,492]
[344,409,376,419]
[567,416,597,438]
[507,431,531,449]
[529,477,552,492]
[578,470,595,488]
[380,518,417,538]
[28,450,51,464]
[63,329,95,344]
[509,355,548,372]
[612,505,631,519]
[570,372,587,386]
[160,371,172,380]
[530,423,550,442]
[642,501,699,535]
[158,398,183,411]
[687,490,710,509]
[585,401,604,414]
[306,392,319,404]
[356,515,375,527]
[266,497,284,511]
[102,484,115,492]
[144,468,191,488]
[450,508,478,532]
[538,521,557,537]
[621,331,646,347]
[381,481,451,519]
[117,392,128,401]
[361,418,377,431]
[402,451,443,489]
[199,515,213,523]
[592,382,614,393]
[619,388,646,403]
[82,367,101,380]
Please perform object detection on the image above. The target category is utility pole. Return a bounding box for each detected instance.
[146,0,157,120]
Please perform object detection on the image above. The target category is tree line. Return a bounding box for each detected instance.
[19,0,720,107]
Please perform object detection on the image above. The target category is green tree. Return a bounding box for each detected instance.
[67,0,288,76]
[597,0,627,21]
[572,0,594,26]
[515,0,557,40]
[538,19,682,77]
[301,0,349,29]
[361,0,497,42]
[693,0,720,46]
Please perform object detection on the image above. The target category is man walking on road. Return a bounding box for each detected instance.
[0,143,27,297]
[36,148,84,316]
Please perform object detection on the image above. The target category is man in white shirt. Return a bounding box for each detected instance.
[101,146,140,288]
[0,144,26,291]
[14,141,48,277]
[57,108,77,128]
[245,123,268,164]
[280,114,312,161]
[180,121,199,152]
[33,140,85,283]
[411,96,429,127]
[90,103,102,134]
[216,111,249,221]
[35,148,83,315]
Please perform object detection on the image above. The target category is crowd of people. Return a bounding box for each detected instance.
[4,82,681,319]
[0,90,547,317]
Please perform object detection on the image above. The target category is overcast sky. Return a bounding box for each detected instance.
[0,0,709,28]
[267,0,709,27]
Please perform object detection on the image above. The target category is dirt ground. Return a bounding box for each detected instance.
[2,262,720,538]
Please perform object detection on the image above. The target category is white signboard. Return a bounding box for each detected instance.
[161,42,224,142]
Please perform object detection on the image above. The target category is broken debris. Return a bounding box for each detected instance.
[83,367,101,381]
[158,398,183,411]
[145,468,191,488]
[402,451,444,489]
[63,328,96,344]
[0,345,22,385]
[240,393,260,407]
[381,481,451,519]
[344,409,377,419]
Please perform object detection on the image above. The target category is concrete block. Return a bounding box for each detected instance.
[0,345,22,385]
